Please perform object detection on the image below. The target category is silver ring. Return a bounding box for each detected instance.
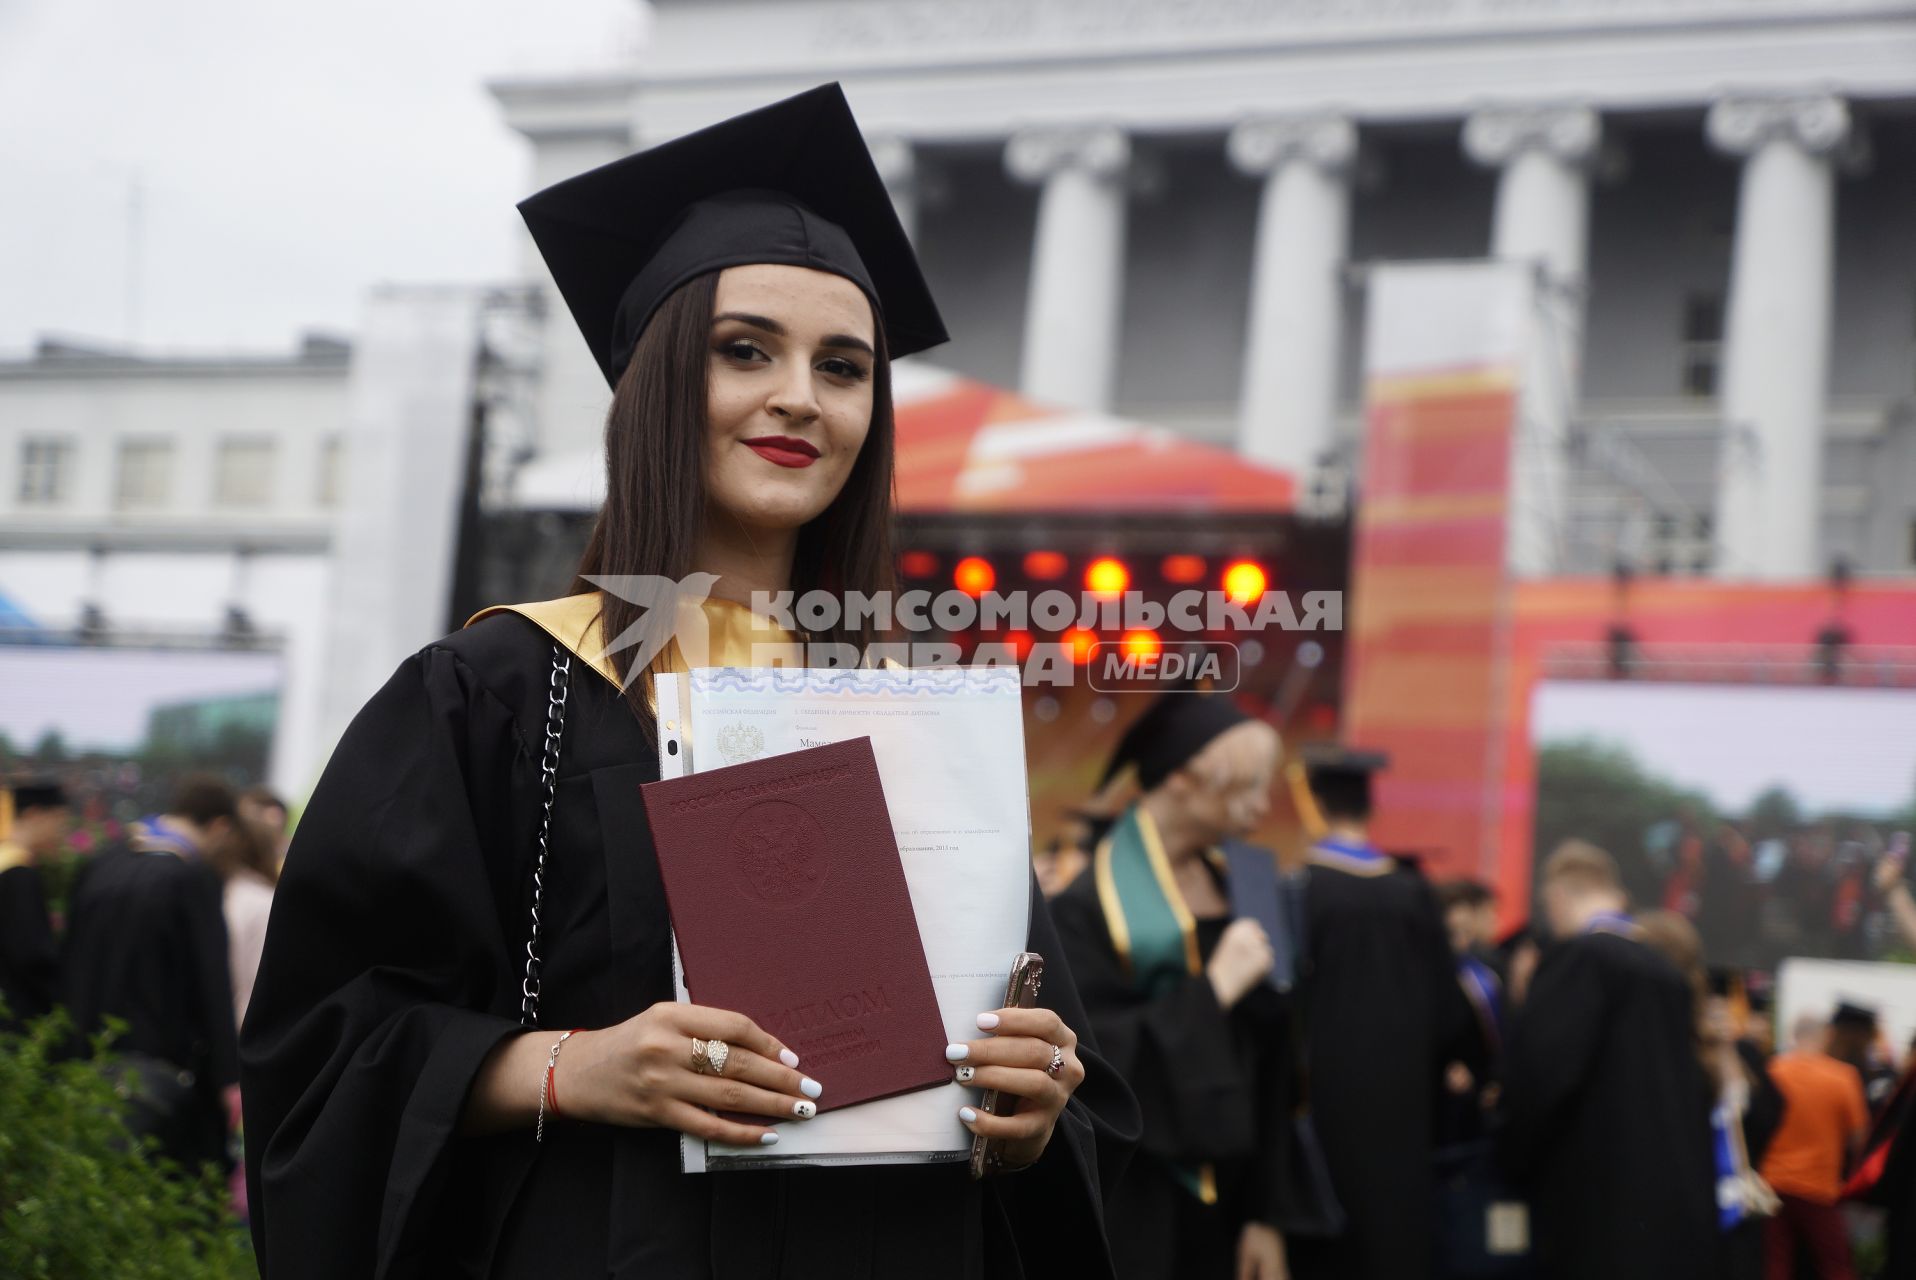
[1045,1044,1065,1078]
[703,1039,732,1077]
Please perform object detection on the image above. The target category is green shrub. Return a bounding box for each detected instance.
[0,1010,257,1279]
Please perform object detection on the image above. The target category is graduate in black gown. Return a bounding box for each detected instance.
[61,776,242,1171]
[1284,746,1463,1280]
[1498,841,1718,1280]
[241,84,1138,1280]
[0,779,69,1030]
[1052,691,1293,1280]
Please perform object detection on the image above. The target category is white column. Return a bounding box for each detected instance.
[1228,115,1356,481]
[1464,105,1602,577]
[1707,96,1849,580]
[867,135,918,246]
[1005,126,1130,412]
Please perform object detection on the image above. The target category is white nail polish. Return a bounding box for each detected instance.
[946,1043,969,1061]
[801,1077,823,1099]
[976,1012,1000,1030]
[759,1132,779,1146]
[794,1100,817,1120]
[779,1049,800,1069]
[959,1106,978,1123]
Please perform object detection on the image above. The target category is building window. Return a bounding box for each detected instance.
[114,439,174,510]
[1680,293,1723,398]
[215,438,276,507]
[18,439,74,505]
[316,435,343,506]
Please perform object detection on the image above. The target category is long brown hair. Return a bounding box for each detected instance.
[1635,907,1720,1089]
[569,269,899,726]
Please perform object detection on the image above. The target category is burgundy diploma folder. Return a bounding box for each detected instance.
[639,736,950,1113]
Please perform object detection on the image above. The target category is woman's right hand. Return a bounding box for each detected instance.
[1207,918,1276,1009]
[462,1001,823,1144]
[561,1002,824,1146]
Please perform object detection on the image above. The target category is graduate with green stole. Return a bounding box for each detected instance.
[1049,689,1296,1280]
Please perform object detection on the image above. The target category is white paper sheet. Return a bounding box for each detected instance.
[654,666,1031,1170]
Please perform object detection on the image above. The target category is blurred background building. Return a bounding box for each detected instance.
[496,0,1916,580]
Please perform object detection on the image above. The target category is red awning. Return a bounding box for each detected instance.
[893,366,1294,514]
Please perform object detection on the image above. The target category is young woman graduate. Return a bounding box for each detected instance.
[239,84,1139,1280]
[1049,691,1294,1280]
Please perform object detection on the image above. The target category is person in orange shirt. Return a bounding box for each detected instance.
[1760,1013,1871,1280]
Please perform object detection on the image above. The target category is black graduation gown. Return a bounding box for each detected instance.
[0,862,58,1030]
[60,838,240,1167]
[1497,930,1718,1280]
[1287,857,1462,1280]
[241,614,1140,1280]
[1051,868,1291,1280]
[1722,1040,1785,1280]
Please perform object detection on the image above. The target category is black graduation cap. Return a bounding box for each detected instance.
[1832,1001,1879,1030]
[518,82,948,388]
[7,777,68,812]
[1299,744,1390,820]
[1098,688,1253,793]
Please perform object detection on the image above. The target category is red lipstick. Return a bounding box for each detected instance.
[742,436,820,469]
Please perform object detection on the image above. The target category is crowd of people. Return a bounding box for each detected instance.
[1648,813,1914,970]
[12,700,1916,1278]
[0,774,286,1211]
[1033,693,1916,1280]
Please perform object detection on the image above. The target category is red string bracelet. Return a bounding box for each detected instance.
[546,1029,586,1120]
[535,1029,584,1142]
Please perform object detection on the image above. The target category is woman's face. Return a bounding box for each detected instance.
[703,263,877,534]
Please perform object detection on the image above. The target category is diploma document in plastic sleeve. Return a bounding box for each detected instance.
[653,666,1031,1170]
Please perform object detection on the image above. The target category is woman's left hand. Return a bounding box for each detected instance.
[947,1006,1086,1170]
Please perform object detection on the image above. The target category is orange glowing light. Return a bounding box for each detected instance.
[1085,557,1130,598]
[1023,550,1068,579]
[1005,629,1035,660]
[1120,629,1162,659]
[1161,554,1206,584]
[1222,560,1268,605]
[1062,627,1098,665]
[900,550,939,578]
[953,556,995,596]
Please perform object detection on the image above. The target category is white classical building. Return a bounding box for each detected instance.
[493,0,1916,579]
[0,336,349,792]
[0,286,520,795]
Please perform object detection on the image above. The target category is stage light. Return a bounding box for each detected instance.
[1023,550,1068,580]
[1062,626,1097,665]
[900,550,938,578]
[953,556,995,597]
[1085,557,1129,598]
[1222,560,1267,605]
[1161,554,1206,584]
[1120,629,1161,660]
[1816,622,1850,684]
[1005,629,1034,661]
[1606,624,1636,680]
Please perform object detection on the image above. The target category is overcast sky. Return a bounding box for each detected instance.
[0,0,648,358]
[1533,681,1916,818]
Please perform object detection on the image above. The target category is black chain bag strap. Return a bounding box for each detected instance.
[520,645,571,1029]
